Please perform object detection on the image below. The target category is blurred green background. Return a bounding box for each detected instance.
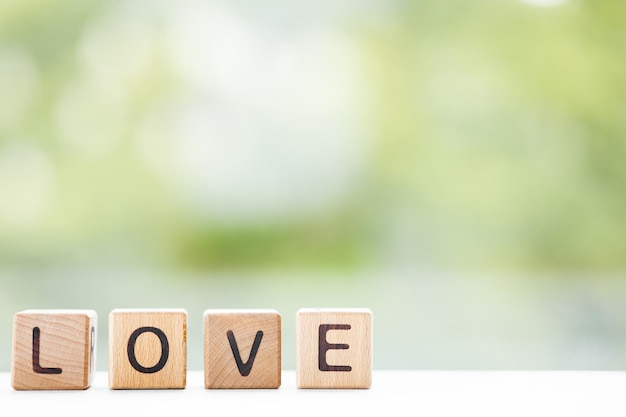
[2,0,626,372]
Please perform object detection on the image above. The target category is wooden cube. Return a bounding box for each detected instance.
[296,308,372,389]
[204,309,281,389]
[108,309,187,389]
[11,309,97,390]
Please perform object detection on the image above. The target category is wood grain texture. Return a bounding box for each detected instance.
[204,309,281,389]
[296,308,372,389]
[11,309,97,390]
[108,309,187,389]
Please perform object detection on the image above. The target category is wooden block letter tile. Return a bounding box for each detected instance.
[204,309,281,389]
[296,308,372,389]
[11,309,97,390]
[109,309,187,389]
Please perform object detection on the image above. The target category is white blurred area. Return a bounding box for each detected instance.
[76,0,369,222]
[0,0,375,228]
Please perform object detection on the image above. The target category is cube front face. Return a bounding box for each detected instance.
[11,310,97,390]
[108,309,187,389]
[296,308,372,389]
[204,309,281,389]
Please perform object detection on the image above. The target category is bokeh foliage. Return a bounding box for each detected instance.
[0,0,625,273]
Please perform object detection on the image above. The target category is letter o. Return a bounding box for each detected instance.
[127,327,170,374]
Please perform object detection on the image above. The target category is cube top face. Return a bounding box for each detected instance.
[296,308,372,389]
[11,309,97,390]
[204,309,281,389]
[108,309,187,389]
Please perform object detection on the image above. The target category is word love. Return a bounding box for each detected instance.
[11,308,372,391]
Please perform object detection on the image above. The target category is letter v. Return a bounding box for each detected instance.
[227,330,263,376]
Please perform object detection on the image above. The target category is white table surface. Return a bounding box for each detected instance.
[2,370,625,416]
